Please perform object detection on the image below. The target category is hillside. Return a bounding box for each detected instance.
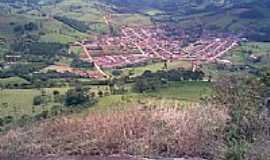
[0,1,270,160]
[0,0,270,45]
[104,0,270,41]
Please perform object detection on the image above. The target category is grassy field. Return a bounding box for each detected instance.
[146,81,211,101]
[202,42,270,77]
[89,80,211,112]
[0,87,71,117]
[0,77,30,86]
[0,84,111,116]
[225,42,270,64]
[88,95,195,113]
[0,80,210,116]
[120,60,192,77]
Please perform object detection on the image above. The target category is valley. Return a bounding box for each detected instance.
[0,0,270,160]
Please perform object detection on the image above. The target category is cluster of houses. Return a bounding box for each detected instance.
[183,38,239,62]
[71,26,240,79]
[81,26,186,68]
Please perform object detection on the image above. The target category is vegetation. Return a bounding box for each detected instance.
[0,104,228,159]
[210,74,270,160]
[54,16,89,33]
[11,41,68,56]
[0,0,270,159]
[146,81,210,101]
[0,77,30,88]
[64,85,95,107]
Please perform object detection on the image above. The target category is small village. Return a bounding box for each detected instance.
[65,25,240,79]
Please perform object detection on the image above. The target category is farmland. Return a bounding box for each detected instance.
[0,0,270,160]
[0,81,211,117]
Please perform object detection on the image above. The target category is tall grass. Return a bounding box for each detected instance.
[0,104,229,159]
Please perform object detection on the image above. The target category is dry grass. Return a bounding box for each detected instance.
[0,104,229,159]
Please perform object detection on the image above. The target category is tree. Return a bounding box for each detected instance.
[53,90,60,96]
[134,78,161,93]
[98,90,103,97]
[111,69,123,76]
[0,118,4,127]
[24,22,38,31]
[64,86,92,107]
[33,95,46,106]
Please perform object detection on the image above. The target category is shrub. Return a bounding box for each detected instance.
[53,90,60,96]
[0,104,228,158]
[134,78,161,93]
[212,76,267,160]
[34,110,49,120]
[33,95,46,106]
[0,118,3,127]
[17,115,32,127]
[64,86,93,107]
[50,105,63,116]
[3,116,13,125]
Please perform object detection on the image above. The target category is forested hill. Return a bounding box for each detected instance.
[1,0,270,41]
[104,0,259,12]
[104,0,270,41]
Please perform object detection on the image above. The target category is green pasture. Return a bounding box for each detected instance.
[121,60,192,77]
[0,77,30,86]
[146,81,211,101]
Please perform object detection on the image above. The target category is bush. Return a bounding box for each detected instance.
[34,110,49,120]
[50,105,63,116]
[64,86,93,107]
[17,115,32,127]
[53,90,60,96]
[3,116,13,124]
[0,118,3,127]
[134,78,162,93]
[212,76,267,160]
[0,105,228,158]
[33,95,46,106]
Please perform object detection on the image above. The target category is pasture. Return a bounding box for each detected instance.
[0,77,30,87]
[0,88,70,117]
[121,60,192,76]
[0,80,210,117]
[146,81,211,101]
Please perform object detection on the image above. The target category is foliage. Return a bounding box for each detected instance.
[0,64,45,78]
[13,22,38,35]
[0,105,228,158]
[33,95,47,106]
[134,69,205,93]
[11,41,68,56]
[54,16,89,33]
[64,86,94,107]
[134,77,162,93]
[70,58,94,68]
[139,69,204,81]
[212,75,267,160]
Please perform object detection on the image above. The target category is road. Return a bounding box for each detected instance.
[76,42,110,79]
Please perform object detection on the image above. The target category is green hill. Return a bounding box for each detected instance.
[104,0,270,41]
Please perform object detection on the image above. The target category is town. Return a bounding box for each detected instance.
[68,25,240,79]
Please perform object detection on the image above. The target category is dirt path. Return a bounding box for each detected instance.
[77,42,110,79]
